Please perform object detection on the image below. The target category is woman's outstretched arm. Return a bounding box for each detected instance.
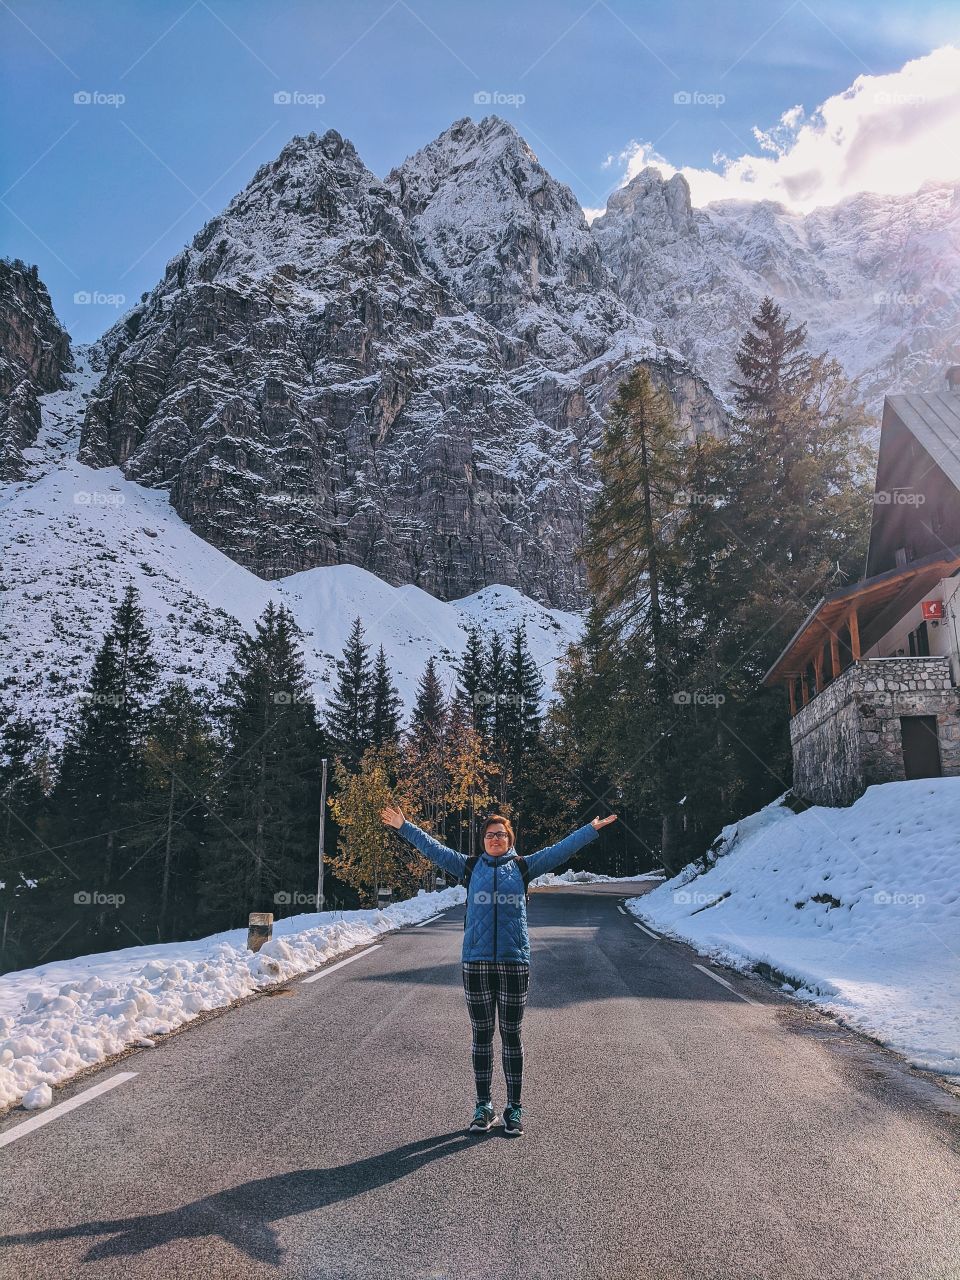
[381,805,468,879]
[522,814,618,880]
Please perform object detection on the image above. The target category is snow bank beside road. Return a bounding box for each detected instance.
[531,869,665,886]
[628,779,960,1078]
[0,888,465,1112]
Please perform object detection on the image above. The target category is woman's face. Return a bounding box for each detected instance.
[483,823,511,856]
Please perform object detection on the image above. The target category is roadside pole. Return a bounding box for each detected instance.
[316,757,328,913]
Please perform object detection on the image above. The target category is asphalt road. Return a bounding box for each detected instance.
[1,886,959,1280]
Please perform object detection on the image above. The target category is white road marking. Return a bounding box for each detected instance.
[616,905,627,915]
[415,914,443,927]
[301,944,382,984]
[633,921,660,939]
[693,962,761,1005]
[0,1072,138,1149]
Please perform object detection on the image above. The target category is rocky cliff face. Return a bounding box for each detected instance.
[593,168,960,410]
[0,258,73,479]
[388,116,724,437]
[78,124,724,609]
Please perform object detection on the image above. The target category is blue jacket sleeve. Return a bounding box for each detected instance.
[397,820,468,879]
[522,823,599,879]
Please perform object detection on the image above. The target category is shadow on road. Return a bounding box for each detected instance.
[0,1129,484,1267]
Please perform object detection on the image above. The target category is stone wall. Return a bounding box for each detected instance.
[790,657,960,806]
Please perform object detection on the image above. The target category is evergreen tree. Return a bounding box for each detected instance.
[455,625,489,737]
[404,658,450,866]
[201,602,322,925]
[141,681,220,942]
[725,296,872,614]
[583,363,688,655]
[501,622,544,821]
[370,645,403,750]
[483,631,510,801]
[326,617,374,764]
[410,657,447,742]
[0,715,52,971]
[579,366,689,866]
[53,583,160,950]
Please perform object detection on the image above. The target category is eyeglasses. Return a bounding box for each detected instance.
[484,831,510,841]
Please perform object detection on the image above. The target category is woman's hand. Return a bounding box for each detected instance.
[381,805,405,830]
[591,814,618,831]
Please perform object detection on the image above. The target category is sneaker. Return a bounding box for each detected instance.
[502,1104,523,1136]
[468,1101,499,1133]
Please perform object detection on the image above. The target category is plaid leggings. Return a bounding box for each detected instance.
[461,961,530,1107]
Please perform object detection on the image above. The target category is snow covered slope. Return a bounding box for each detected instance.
[593,168,960,411]
[629,779,960,1079]
[0,360,581,749]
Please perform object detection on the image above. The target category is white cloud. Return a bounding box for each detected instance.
[603,45,960,213]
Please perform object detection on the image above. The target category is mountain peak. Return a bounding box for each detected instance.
[598,166,694,231]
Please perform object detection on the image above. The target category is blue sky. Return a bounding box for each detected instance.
[2,0,956,341]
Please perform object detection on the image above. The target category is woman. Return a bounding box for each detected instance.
[380,805,617,1137]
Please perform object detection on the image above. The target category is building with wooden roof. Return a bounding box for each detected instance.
[763,369,960,806]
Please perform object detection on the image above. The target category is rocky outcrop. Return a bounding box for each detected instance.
[78,125,724,608]
[0,258,73,479]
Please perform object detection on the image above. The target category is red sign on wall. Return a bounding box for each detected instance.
[921,600,944,620]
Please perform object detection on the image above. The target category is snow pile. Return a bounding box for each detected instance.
[0,448,580,748]
[531,869,664,886]
[628,779,960,1076]
[0,887,464,1112]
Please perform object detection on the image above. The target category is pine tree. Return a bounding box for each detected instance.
[730,295,812,421]
[404,657,450,861]
[370,645,403,750]
[726,296,872,597]
[0,715,51,971]
[141,681,220,942]
[326,617,374,765]
[456,625,489,737]
[501,623,544,822]
[201,602,322,926]
[483,631,510,801]
[579,366,689,866]
[582,363,688,655]
[53,583,160,950]
[410,657,447,742]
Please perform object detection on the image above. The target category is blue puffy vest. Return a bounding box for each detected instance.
[397,820,599,963]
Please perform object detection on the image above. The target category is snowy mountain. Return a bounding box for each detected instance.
[1,356,581,750]
[0,258,73,481]
[592,168,960,410]
[77,124,723,612]
[386,116,721,431]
